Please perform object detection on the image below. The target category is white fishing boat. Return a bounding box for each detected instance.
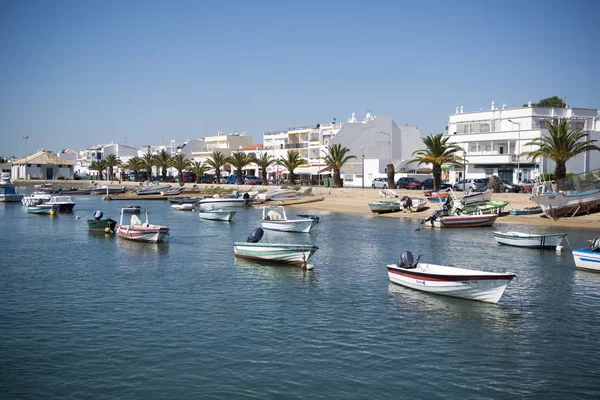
[21,191,53,207]
[198,209,236,222]
[171,203,195,211]
[26,205,57,215]
[386,251,516,303]
[233,228,318,268]
[197,194,250,209]
[572,238,600,272]
[255,189,297,202]
[90,185,126,195]
[462,189,493,204]
[492,231,567,248]
[0,180,24,202]
[424,214,498,228]
[116,207,169,243]
[530,180,600,219]
[261,205,316,233]
[398,196,428,212]
[135,182,172,196]
[37,196,76,212]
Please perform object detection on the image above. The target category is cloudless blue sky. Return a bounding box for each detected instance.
[1,0,599,158]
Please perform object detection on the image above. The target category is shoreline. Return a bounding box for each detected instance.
[14,179,600,230]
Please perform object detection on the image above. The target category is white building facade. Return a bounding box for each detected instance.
[445,102,600,184]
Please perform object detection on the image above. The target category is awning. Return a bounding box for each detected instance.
[266,165,288,173]
[294,166,324,175]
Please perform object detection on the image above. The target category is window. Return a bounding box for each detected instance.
[574,121,584,130]
[499,146,504,154]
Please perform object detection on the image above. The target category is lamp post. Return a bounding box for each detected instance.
[22,136,29,158]
[463,151,467,189]
[362,154,365,189]
[508,119,521,184]
[378,130,391,160]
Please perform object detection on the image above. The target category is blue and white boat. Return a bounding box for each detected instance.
[492,231,567,248]
[261,205,316,233]
[0,179,24,203]
[573,238,600,273]
[198,209,236,222]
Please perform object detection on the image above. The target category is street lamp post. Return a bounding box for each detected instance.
[508,119,522,184]
[362,154,365,189]
[463,151,467,189]
[22,136,29,158]
[378,130,391,160]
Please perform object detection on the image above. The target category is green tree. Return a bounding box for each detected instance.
[206,151,228,184]
[189,161,210,184]
[155,149,172,182]
[523,120,600,181]
[142,151,156,180]
[170,154,192,185]
[227,151,250,185]
[323,144,356,188]
[0,157,6,163]
[408,134,464,190]
[103,154,121,181]
[255,153,274,185]
[524,96,566,108]
[89,160,107,180]
[122,156,144,182]
[279,150,304,185]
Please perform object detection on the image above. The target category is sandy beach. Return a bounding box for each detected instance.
[18,180,600,230]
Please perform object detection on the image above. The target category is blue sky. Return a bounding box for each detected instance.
[1,0,599,158]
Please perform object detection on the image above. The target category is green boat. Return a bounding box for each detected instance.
[368,200,401,214]
[462,200,509,215]
[87,211,117,232]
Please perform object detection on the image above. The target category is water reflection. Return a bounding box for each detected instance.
[116,238,170,255]
[233,257,320,284]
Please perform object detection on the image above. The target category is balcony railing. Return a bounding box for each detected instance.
[285,143,309,149]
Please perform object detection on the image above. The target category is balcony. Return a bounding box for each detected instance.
[285,143,309,149]
[466,152,524,164]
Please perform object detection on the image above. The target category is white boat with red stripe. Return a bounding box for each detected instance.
[386,251,516,303]
[116,207,169,243]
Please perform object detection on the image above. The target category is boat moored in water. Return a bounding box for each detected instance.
[87,211,117,232]
[261,205,316,233]
[573,238,600,273]
[198,208,236,222]
[116,207,169,243]
[492,231,567,248]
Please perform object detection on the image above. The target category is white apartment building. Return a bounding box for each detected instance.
[77,143,139,178]
[446,101,600,184]
[189,132,254,167]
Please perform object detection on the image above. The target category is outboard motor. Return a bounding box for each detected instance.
[401,196,413,211]
[247,228,264,243]
[399,251,419,269]
[590,238,600,252]
[243,192,251,206]
[94,210,103,220]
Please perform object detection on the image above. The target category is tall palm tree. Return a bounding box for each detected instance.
[89,160,107,180]
[142,151,156,181]
[408,134,464,190]
[255,153,274,185]
[523,120,600,181]
[227,151,250,185]
[323,144,356,188]
[103,154,121,181]
[206,151,228,184]
[189,161,210,184]
[122,156,144,182]
[386,163,396,189]
[155,149,172,182]
[279,150,304,185]
[170,154,192,185]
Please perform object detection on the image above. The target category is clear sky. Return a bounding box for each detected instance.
[1,0,599,158]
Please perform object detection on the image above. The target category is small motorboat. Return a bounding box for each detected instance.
[198,208,236,222]
[368,200,401,214]
[135,183,172,196]
[572,238,600,273]
[87,211,117,232]
[37,196,76,212]
[261,205,316,233]
[161,187,184,196]
[90,185,126,195]
[424,214,498,228]
[21,191,53,207]
[26,205,57,215]
[197,193,251,209]
[0,180,24,202]
[171,203,195,211]
[169,196,204,204]
[233,228,318,269]
[462,200,509,215]
[116,207,169,243]
[492,231,567,248]
[386,251,516,303]
[461,189,493,204]
[508,206,543,215]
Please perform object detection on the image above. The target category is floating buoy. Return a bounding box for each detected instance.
[105,227,111,233]
[76,216,80,220]
[49,211,55,216]
[556,245,564,253]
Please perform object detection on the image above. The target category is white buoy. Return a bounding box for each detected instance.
[76,216,80,220]
[556,245,564,253]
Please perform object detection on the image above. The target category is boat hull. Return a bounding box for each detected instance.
[425,214,497,228]
[462,190,493,204]
[387,263,515,303]
[198,210,236,221]
[26,206,56,214]
[509,207,542,215]
[462,201,508,215]
[261,219,315,233]
[116,225,169,243]
[233,242,318,266]
[492,232,566,248]
[530,189,600,219]
[0,194,24,202]
[573,249,600,272]
[87,218,117,232]
[368,200,401,214]
[198,198,248,209]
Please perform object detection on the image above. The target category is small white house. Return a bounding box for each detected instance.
[11,151,74,180]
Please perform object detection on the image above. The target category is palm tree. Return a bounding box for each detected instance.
[89,160,107,180]
[122,156,144,182]
[255,153,274,185]
[142,151,156,181]
[408,134,464,190]
[170,154,192,185]
[227,151,250,185]
[206,151,228,184]
[103,154,121,181]
[155,149,172,182]
[189,161,210,184]
[279,150,304,185]
[323,144,356,188]
[386,163,396,189]
[523,120,600,181]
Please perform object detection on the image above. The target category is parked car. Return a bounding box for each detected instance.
[519,180,535,193]
[453,178,488,192]
[405,181,421,190]
[371,177,388,189]
[244,176,262,185]
[419,178,452,190]
[396,177,420,189]
[500,179,521,193]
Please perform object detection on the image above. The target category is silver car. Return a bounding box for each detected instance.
[371,177,388,189]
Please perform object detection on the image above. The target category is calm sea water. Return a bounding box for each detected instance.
[1,190,600,399]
